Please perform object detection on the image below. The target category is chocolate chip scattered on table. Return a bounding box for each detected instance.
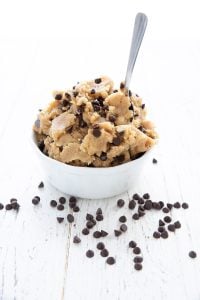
[27,191,195,271]
[189,251,197,259]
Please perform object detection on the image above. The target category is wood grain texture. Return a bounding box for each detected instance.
[0,38,200,300]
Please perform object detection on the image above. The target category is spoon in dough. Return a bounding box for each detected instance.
[124,12,148,92]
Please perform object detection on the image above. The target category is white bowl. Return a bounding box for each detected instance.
[31,133,153,199]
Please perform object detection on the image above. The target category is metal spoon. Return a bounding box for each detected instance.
[125,13,148,91]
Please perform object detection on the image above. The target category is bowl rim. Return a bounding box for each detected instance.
[31,131,154,173]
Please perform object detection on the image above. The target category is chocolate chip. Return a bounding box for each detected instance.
[159,219,165,226]
[94,78,102,84]
[133,193,140,200]
[167,203,173,210]
[97,96,104,105]
[59,197,66,204]
[106,257,116,265]
[152,202,161,210]
[133,247,141,255]
[182,202,189,209]
[57,204,64,211]
[152,158,158,164]
[92,219,97,226]
[128,90,132,97]
[120,82,125,89]
[138,126,146,133]
[138,198,144,205]
[90,89,96,94]
[73,206,80,212]
[86,213,94,221]
[117,199,125,208]
[114,230,122,237]
[119,216,127,223]
[134,263,142,271]
[92,128,101,138]
[129,200,136,210]
[5,203,12,210]
[62,99,69,107]
[79,119,87,128]
[69,196,77,203]
[162,207,169,214]
[129,241,137,248]
[174,221,181,229]
[138,205,144,213]
[101,230,108,237]
[32,197,40,205]
[11,202,20,210]
[96,214,103,221]
[65,93,72,100]
[38,140,45,152]
[143,193,150,199]
[141,104,145,109]
[115,154,125,163]
[174,202,181,209]
[86,221,94,229]
[99,110,107,118]
[120,224,127,232]
[93,104,101,112]
[93,231,101,238]
[161,231,168,239]
[144,200,152,210]
[164,216,172,223]
[101,249,109,257]
[96,208,102,215]
[112,136,121,146]
[67,214,74,223]
[153,231,161,239]
[73,236,81,243]
[73,91,78,97]
[132,213,139,220]
[138,210,145,217]
[10,198,17,203]
[86,250,94,258]
[108,115,116,122]
[38,181,44,188]
[159,201,164,209]
[134,256,143,263]
[97,242,105,250]
[158,226,165,233]
[100,152,107,161]
[73,86,76,90]
[57,217,64,223]
[82,228,89,235]
[113,89,118,93]
[189,251,197,258]
[168,224,175,232]
[69,202,76,208]
[0,203,4,210]
[55,94,62,100]
[129,103,134,111]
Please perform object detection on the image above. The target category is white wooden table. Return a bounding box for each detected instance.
[0,37,200,300]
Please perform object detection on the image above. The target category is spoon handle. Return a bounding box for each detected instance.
[125,13,148,91]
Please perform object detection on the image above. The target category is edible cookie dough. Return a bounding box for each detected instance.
[33,76,157,167]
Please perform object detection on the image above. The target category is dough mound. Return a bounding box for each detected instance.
[33,76,157,167]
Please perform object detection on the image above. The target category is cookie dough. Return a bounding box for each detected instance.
[33,76,157,167]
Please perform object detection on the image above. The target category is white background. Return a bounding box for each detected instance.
[0,1,200,300]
